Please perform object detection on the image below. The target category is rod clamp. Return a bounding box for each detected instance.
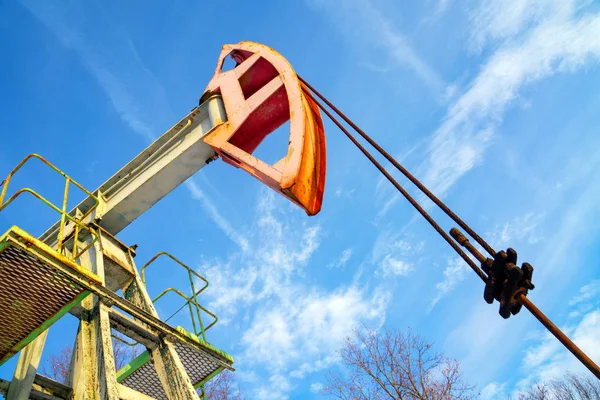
[482,248,534,319]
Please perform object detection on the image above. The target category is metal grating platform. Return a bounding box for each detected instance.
[0,227,101,365]
[118,328,234,399]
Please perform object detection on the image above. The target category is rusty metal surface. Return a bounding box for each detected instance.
[120,341,226,399]
[101,233,136,292]
[202,41,326,215]
[0,242,88,364]
[450,227,600,380]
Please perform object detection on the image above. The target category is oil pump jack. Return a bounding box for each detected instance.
[0,41,598,400]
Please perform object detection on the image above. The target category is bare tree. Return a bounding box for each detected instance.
[111,334,143,370]
[42,334,142,384]
[201,370,246,400]
[515,373,600,400]
[324,327,476,400]
[42,346,72,385]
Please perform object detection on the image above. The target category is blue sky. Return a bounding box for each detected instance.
[1,0,600,398]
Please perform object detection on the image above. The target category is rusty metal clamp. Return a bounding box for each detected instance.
[482,248,535,319]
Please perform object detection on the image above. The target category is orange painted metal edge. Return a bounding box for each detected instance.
[201,41,326,215]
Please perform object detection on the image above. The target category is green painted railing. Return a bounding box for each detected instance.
[141,252,217,341]
[0,154,99,260]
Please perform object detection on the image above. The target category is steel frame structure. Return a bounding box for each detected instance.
[0,94,232,399]
[1,40,333,398]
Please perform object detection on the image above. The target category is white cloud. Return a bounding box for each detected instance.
[199,189,391,398]
[241,285,390,398]
[290,355,339,379]
[186,180,250,252]
[254,375,292,400]
[569,280,600,306]
[429,257,469,310]
[241,285,390,371]
[328,248,353,269]
[487,212,545,248]
[481,382,507,400]
[469,0,588,51]
[306,0,445,93]
[518,308,600,387]
[310,382,324,394]
[334,187,356,198]
[381,255,413,277]
[421,0,453,26]
[372,229,424,278]
[201,191,321,323]
[381,0,600,217]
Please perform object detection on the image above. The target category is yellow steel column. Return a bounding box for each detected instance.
[69,230,119,399]
[122,253,200,399]
[6,331,49,400]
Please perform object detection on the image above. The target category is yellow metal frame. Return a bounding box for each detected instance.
[0,226,103,365]
[0,154,99,260]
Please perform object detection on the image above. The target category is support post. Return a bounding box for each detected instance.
[123,250,199,399]
[6,331,49,400]
[68,231,119,399]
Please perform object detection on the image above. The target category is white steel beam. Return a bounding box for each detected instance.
[40,95,226,243]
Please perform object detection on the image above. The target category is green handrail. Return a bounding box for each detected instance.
[0,154,99,259]
[141,252,216,341]
[153,288,218,341]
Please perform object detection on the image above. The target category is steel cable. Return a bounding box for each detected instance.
[303,88,487,282]
[299,79,600,380]
[300,76,495,258]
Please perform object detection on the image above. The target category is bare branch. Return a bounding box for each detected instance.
[325,326,475,400]
[515,373,600,400]
[203,370,246,400]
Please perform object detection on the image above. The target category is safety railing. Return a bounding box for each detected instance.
[0,154,99,260]
[141,252,217,341]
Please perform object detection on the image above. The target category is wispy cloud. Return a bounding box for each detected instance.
[420,0,453,26]
[241,285,389,371]
[306,0,445,94]
[518,307,600,388]
[310,382,324,394]
[567,280,600,319]
[381,0,600,217]
[254,375,291,400]
[486,212,545,248]
[334,187,356,198]
[480,381,507,400]
[328,248,353,269]
[371,228,425,278]
[201,191,321,322]
[429,257,468,310]
[186,180,250,252]
[20,0,173,142]
[201,189,390,398]
[569,280,600,306]
[380,255,413,277]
